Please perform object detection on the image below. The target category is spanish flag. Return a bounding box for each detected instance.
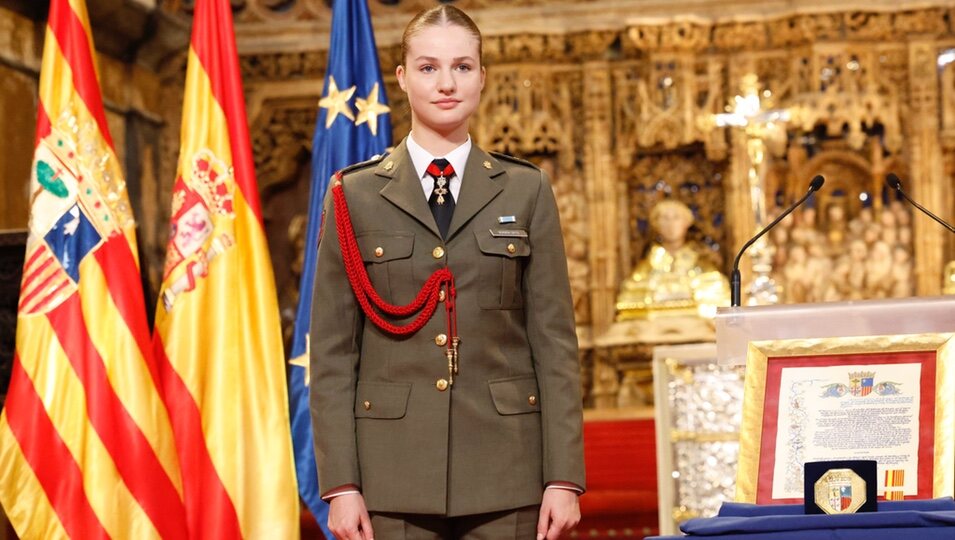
[0,0,188,538]
[152,0,299,537]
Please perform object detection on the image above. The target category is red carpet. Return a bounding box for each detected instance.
[572,416,659,538]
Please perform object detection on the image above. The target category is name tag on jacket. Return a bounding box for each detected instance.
[489,228,528,238]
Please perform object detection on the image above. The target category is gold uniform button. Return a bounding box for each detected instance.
[363,400,372,411]
[374,247,384,257]
[438,290,447,302]
[506,243,517,254]
[436,378,449,391]
[432,246,445,259]
[435,333,448,346]
[528,395,537,406]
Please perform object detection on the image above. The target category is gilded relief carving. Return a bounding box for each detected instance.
[543,156,591,326]
[184,3,955,410]
[613,57,726,160]
[189,6,955,339]
[241,51,328,81]
[250,103,318,190]
[624,154,728,277]
[0,8,39,71]
[765,142,915,303]
[474,65,590,324]
[484,34,568,64]
[712,22,768,51]
[165,0,607,22]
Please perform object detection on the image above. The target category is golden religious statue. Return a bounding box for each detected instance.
[615,200,730,320]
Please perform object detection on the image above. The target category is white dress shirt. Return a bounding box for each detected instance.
[406,133,470,202]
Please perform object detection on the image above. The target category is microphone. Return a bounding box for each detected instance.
[730,175,825,307]
[885,173,955,234]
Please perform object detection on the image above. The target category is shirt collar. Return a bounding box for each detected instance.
[406,133,471,180]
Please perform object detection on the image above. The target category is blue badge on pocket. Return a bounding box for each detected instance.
[497,215,517,224]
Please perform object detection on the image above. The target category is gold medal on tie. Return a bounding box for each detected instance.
[435,175,448,205]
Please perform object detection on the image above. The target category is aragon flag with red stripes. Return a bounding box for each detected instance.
[0,0,189,538]
[151,0,300,537]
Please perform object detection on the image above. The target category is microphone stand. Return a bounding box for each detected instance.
[885,173,955,234]
[730,176,825,307]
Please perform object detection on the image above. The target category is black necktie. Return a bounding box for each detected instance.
[427,158,455,239]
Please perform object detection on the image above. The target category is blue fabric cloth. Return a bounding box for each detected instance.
[645,498,955,540]
[287,0,392,536]
[717,498,955,517]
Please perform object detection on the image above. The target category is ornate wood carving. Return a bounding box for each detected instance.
[250,100,318,190]
[907,40,947,295]
[106,2,955,414]
[472,64,591,326]
[232,5,955,355]
[580,61,616,335]
[765,139,916,303]
[0,7,38,72]
[623,153,729,276]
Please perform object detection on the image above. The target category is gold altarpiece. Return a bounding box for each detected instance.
[2,0,955,412]
[192,0,955,410]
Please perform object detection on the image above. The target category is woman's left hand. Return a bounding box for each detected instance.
[536,487,581,539]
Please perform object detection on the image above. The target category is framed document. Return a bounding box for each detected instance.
[736,333,954,504]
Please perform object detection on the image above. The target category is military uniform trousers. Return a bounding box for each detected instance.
[370,505,540,540]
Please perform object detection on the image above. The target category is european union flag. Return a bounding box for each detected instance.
[288,0,392,534]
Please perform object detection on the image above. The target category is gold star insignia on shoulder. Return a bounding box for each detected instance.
[318,76,356,129]
[355,82,391,136]
[483,161,492,169]
[383,161,394,171]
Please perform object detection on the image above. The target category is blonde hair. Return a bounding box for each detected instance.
[400,5,483,66]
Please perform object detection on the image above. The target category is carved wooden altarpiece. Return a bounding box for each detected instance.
[150,0,955,410]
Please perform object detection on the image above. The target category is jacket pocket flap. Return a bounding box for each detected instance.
[357,232,414,263]
[475,229,530,258]
[355,381,412,419]
[488,375,541,415]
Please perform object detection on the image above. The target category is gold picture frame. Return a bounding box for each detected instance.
[736,332,955,504]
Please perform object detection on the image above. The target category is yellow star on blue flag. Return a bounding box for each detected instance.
[355,82,391,136]
[318,76,356,128]
[289,0,392,535]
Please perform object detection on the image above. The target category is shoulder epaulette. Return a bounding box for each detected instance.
[489,152,540,170]
[338,153,387,177]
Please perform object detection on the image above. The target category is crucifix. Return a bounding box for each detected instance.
[708,73,792,305]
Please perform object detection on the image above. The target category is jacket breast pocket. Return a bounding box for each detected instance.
[354,381,412,419]
[356,231,414,304]
[474,229,530,310]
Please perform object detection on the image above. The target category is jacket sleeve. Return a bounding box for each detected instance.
[309,182,365,494]
[523,169,587,491]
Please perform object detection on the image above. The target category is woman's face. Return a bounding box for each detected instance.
[396,24,485,136]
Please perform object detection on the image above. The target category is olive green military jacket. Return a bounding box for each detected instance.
[309,138,585,517]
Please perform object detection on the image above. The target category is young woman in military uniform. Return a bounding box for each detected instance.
[309,6,585,539]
